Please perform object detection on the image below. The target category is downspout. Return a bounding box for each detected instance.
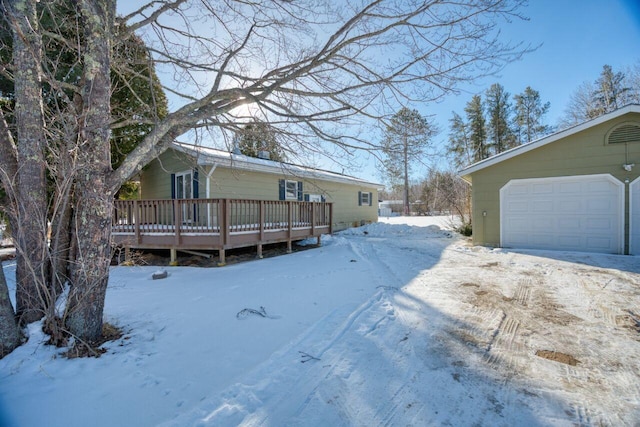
[205,163,217,228]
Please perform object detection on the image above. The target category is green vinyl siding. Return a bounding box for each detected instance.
[140,148,378,232]
[209,167,377,231]
[141,149,199,199]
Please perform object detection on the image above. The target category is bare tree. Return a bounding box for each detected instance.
[380,107,435,215]
[559,63,639,129]
[0,0,529,349]
[419,169,471,233]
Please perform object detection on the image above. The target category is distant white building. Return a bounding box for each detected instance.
[378,200,403,217]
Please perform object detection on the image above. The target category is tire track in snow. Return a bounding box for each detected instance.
[484,278,531,372]
[276,234,425,425]
[470,277,533,380]
[345,236,408,290]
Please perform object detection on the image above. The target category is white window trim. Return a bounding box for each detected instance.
[360,192,370,205]
[175,170,193,199]
[285,180,299,200]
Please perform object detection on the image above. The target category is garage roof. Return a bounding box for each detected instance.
[459,104,640,181]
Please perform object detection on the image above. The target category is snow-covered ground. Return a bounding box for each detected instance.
[1,216,639,426]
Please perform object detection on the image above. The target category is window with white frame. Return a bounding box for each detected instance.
[358,191,373,206]
[285,180,299,200]
[360,191,370,205]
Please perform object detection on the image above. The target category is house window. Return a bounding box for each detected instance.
[361,192,370,205]
[279,179,303,201]
[175,171,193,199]
[358,191,373,206]
[285,180,299,200]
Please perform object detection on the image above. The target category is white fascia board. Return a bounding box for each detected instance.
[172,142,383,189]
[458,104,640,178]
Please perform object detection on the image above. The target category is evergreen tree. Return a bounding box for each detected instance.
[593,64,630,115]
[237,121,286,162]
[514,86,551,143]
[485,83,515,154]
[110,33,169,170]
[464,95,489,162]
[560,63,637,128]
[447,111,473,168]
[380,107,435,215]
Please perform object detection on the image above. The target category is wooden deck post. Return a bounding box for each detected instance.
[257,200,265,259]
[218,199,228,266]
[223,199,230,247]
[329,203,333,234]
[287,202,292,253]
[311,202,316,236]
[134,200,140,244]
[169,248,178,266]
[174,199,182,247]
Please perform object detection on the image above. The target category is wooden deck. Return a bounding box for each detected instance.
[112,198,333,265]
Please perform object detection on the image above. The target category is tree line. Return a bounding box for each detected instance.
[447,84,551,168]
[378,61,640,235]
[560,63,640,128]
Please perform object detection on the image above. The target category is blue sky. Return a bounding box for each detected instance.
[118,1,640,183]
[356,0,640,184]
[430,0,640,144]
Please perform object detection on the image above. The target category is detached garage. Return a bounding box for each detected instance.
[460,105,640,255]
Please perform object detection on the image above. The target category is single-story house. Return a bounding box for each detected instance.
[459,104,640,255]
[139,141,382,232]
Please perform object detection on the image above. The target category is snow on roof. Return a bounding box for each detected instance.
[171,141,383,188]
[458,104,640,180]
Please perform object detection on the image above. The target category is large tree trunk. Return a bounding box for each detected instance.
[65,0,115,342]
[7,0,50,324]
[0,263,22,358]
[49,191,74,296]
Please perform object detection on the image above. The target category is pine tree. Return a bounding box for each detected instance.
[464,95,489,162]
[514,86,551,143]
[485,83,515,154]
[593,64,630,115]
[447,112,473,168]
[237,121,286,162]
[560,64,636,128]
[381,107,435,215]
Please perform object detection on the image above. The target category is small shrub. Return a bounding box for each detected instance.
[456,221,472,237]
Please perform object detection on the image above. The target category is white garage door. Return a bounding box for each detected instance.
[500,174,624,254]
[631,177,640,255]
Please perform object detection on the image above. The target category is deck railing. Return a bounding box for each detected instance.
[112,198,332,263]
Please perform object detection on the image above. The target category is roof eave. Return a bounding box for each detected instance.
[173,142,383,188]
[458,104,640,178]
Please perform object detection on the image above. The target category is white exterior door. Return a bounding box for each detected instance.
[175,171,193,222]
[500,174,624,254]
[631,177,640,255]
